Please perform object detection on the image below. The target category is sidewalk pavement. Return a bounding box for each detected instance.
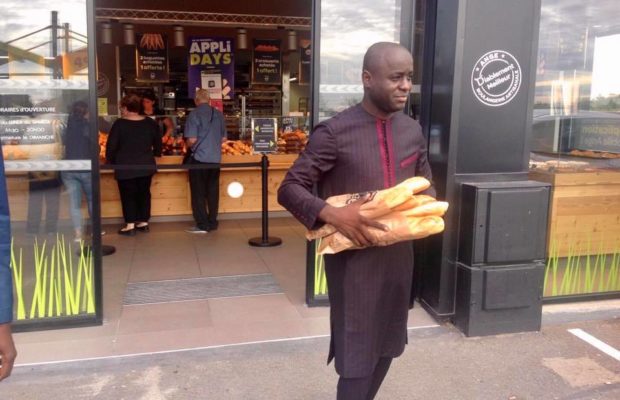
[2,308,619,400]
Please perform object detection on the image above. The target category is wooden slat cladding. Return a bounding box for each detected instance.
[100,154,293,218]
[531,170,620,257]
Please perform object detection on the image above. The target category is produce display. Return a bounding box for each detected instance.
[162,136,185,156]
[98,130,308,160]
[98,132,107,160]
[278,129,307,154]
[307,177,448,255]
[221,140,253,155]
[2,145,30,160]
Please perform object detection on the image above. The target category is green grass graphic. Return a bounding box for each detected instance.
[545,237,620,297]
[10,235,95,320]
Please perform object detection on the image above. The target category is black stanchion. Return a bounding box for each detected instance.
[249,154,282,247]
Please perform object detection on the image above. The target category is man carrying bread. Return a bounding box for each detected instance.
[278,42,434,399]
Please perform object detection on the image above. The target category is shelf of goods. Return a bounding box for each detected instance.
[100,153,299,219]
[237,90,282,117]
[529,167,620,258]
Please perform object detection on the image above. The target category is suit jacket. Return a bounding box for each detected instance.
[106,117,162,180]
[0,143,13,324]
[278,104,434,378]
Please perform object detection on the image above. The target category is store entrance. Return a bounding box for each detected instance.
[91,0,437,353]
[94,1,320,347]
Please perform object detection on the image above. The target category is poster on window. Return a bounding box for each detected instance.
[252,39,281,85]
[188,37,234,99]
[0,100,63,160]
[135,33,169,82]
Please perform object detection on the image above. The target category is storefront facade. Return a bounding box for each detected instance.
[1,0,619,333]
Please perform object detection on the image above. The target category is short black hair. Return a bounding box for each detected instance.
[142,91,157,102]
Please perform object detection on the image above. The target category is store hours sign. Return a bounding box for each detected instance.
[471,50,521,107]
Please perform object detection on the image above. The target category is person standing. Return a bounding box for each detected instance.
[61,100,95,242]
[0,143,17,381]
[278,42,435,400]
[183,89,227,234]
[141,91,175,146]
[106,95,162,236]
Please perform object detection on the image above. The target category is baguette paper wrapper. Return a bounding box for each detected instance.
[306,177,432,241]
[317,214,445,255]
[306,176,449,255]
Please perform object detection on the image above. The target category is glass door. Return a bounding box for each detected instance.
[307,0,422,304]
[1,0,102,329]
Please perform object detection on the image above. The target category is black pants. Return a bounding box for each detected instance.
[117,175,153,223]
[189,161,220,230]
[337,357,393,400]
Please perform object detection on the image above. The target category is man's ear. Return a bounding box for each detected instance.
[362,69,372,88]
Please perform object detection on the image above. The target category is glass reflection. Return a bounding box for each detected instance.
[530,0,620,298]
[531,0,620,159]
[318,0,402,118]
[62,100,94,242]
[0,2,96,323]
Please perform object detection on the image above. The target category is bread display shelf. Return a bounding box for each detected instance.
[529,169,620,257]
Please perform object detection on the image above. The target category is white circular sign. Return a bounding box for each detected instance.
[227,181,244,198]
[471,50,522,107]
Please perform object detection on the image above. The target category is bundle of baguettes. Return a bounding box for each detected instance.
[308,177,448,255]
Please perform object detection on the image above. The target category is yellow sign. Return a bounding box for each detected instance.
[97,98,108,116]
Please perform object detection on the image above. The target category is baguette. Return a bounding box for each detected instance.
[317,215,445,255]
[398,201,449,217]
[392,194,435,211]
[306,177,432,240]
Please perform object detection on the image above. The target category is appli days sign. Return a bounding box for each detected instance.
[187,37,234,99]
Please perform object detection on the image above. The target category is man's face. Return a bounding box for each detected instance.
[363,48,413,114]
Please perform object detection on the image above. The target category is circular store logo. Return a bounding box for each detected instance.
[97,72,110,97]
[471,50,521,107]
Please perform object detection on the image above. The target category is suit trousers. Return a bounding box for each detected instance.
[188,161,220,230]
[337,357,393,400]
[117,175,153,223]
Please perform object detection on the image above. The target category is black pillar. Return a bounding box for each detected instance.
[417,0,543,323]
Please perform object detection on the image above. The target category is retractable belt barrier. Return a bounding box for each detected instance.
[99,161,261,170]
[101,158,282,248]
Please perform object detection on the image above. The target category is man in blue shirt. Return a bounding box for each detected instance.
[183,89,227,233]
[0,144,17,381]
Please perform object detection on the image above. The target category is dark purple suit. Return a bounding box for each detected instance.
[278,104,435,378]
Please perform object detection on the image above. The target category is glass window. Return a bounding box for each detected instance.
[317,0,407,120]
[310,0,416,301]
[1,1,99,325]
[529,0,620,298]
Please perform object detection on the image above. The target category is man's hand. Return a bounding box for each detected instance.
[0,323,16,382]
[319,195,387,248]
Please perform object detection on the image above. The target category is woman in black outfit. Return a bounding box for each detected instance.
[106,95,162,235]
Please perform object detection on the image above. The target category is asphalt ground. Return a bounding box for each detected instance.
[2,318,619,400]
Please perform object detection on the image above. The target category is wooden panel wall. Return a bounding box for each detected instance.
[6,154,296,223]
[530,170,620,257]
[101,154,295,218]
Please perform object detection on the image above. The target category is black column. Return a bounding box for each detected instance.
[417,0,542,320]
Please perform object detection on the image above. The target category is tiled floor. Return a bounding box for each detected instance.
[13,217,439,365]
